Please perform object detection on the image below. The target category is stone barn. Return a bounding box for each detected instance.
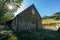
[6,4,42,31]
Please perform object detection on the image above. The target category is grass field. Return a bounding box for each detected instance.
[42,19,60,24]
[0,25,60,40]
[42,19,60,30]
[1,29,60,40]
[14,29,60,40]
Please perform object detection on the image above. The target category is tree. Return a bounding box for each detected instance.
[42,15,49,19]
[54,16,59,20]
[0,0,23,23]
[52,12,60,20]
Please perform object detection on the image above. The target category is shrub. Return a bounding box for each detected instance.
[7,35,18,40]
[54,16,59,20]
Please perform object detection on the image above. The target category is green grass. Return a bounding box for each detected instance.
[1,28,60,40]
[13,29,60,40]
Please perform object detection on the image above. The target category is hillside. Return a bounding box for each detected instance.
[42,12,60,30]
[42,19,60,24]
[42,12,60,24]
[43,12,60,20]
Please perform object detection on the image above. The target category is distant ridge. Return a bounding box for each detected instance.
[42,12,60,20]
[52,12,60,16]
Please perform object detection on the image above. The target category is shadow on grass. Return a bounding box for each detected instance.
[13,28,60,40]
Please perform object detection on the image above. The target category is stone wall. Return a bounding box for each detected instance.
[11,6,42,31]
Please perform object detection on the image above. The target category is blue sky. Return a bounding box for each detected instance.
[15,0,60,17]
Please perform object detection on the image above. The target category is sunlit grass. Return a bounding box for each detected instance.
[42,18,60,30]
[42,19,60,24]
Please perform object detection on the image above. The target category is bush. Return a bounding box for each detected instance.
[7,35,18,40]
[54,16,59,20]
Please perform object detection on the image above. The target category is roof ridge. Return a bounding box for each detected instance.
[15,4,35,17]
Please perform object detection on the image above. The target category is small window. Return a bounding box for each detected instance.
[32,9,35,14]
